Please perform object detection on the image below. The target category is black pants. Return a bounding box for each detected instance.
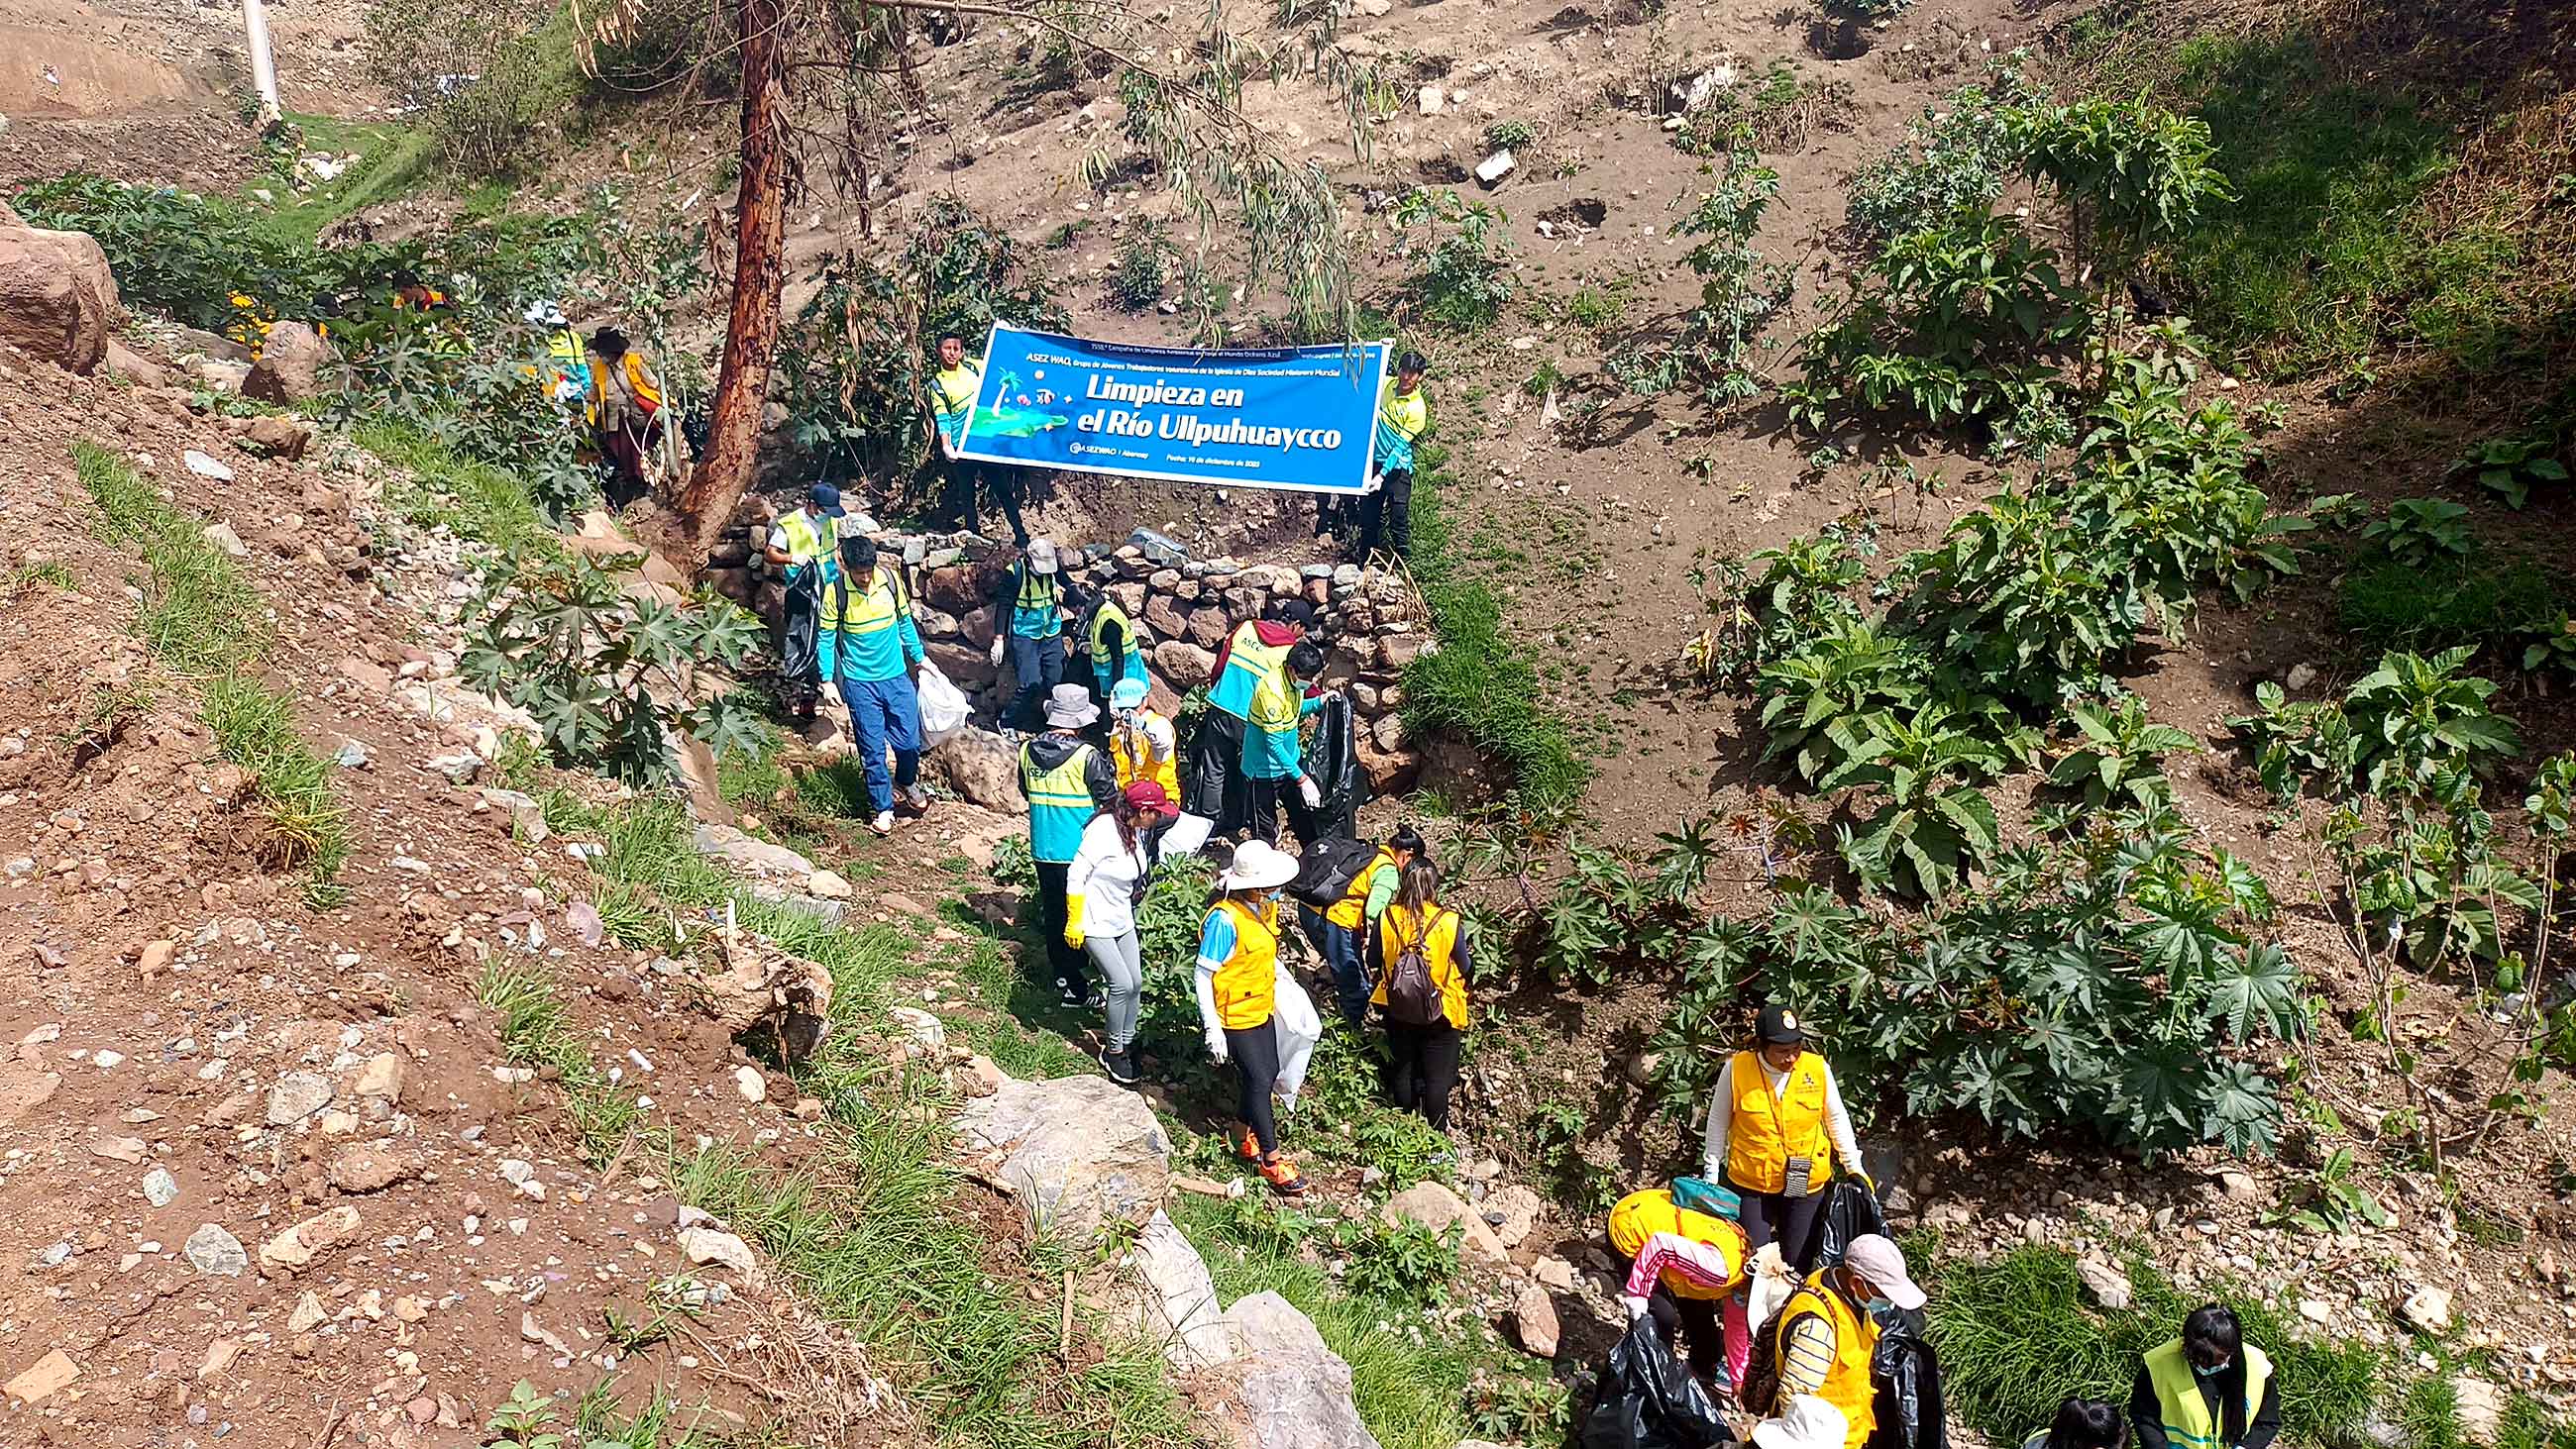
[1385,1019,1461,1130]
[1732,1174,1826,1274]
[1355,469,1413,563]
[1184,712,1246,829]
[1244,773,1321,849]
[1034,860,1087,995]
[1226,1019,1283,1154]
[946,458,1027,546]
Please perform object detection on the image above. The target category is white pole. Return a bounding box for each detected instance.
[243,0,281,128]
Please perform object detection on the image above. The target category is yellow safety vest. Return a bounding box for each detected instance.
[931,362,982,416]
[622,352,663,413]
[1368,901,1468,1029]
[1381,386,1428,442]
[1325,848,1398,930]
[1112,709,1179,801]
[1015,563,1059,614]
[1206,898,1280,1030]
[2146,1339,2273,1449]
[777,509,837,567]
[1604,1190,1746,1301]
[1209,620,1290,720]
[821,569,910,633]
[1773,1276,1879,1448]
[1726,1049,1835,1194]
[1089,596,1140,659]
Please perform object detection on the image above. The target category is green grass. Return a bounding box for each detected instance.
[73,441,349,904]
[73,441,271,673]
[520,785,1192,1449]
[1927,1246,2383,1448]
[356,421,559,556]
[249,113,436,247]
[1400,440,1589,820]
[1171,1191,1558,1449]
[2336,552,2562,660]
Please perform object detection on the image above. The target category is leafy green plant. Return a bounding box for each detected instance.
[1106,216,1172,311]
[460,544,768,784]
[1819,701,2012,900]
[1394,189,1517,332]
[1606,146,1795,406]
[1483,119,1536,152]
[1337,1218,1462,1304]
[1846,56,2043,244]
[484,1381,568,1448]
[2259,1147,2395,1234]
[2451,434,2568,509]
[2046,696,2198,810]
[2009,97,2232,319]
[2362,498,2473,567]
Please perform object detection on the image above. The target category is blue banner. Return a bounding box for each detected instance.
[952,325,1393,494]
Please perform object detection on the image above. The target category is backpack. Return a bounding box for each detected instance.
[1382,909,1449,1027]
[1289,836,1378,909]
[1737,1289,1813,1419]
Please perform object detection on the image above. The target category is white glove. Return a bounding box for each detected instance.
[1205,1028,1230,1064]
[1297,776,1321,809]
[1621,1294,1651,1322]
[989,637,1006,668]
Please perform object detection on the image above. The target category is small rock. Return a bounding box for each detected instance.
[203,522,248,558]
[734,1066,767,1102]
[1474,150,1517,186]
[88,1133,148,1164]
[1512,1282,1559,1358]
[353,1053,405,1101]
[2077,1256,2132,1310]
[196,1335,243,1380]
[326,1142,419,1192]
[2285,663,2319,692]
[2216,1170,2260,1201]
[183,1223,247,1277]
[1534,1256,1576,1292]
[806,869,853,899]
[4,1348,79,1403]
[259,1205,363,1274]
[678,1225,758,1278]
[143,1167,180,1207]
[288,1291,327,1332]
[2453,1377,2503,1444]
[2400,1286,2453,1334]
[266,1071,335,1126]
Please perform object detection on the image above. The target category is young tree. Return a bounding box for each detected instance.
[582,0,1390,567]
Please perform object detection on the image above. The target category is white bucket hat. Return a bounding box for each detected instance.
[1041,683,1099,730]
[1754,1397,1849,1449]
[1219,840,1298,892]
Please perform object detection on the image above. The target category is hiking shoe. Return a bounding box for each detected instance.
[1237,1127,1263,1162]
[1256,1153,1308,1196]
[903,785,933,813]
[1057,983,1099,1009]
[1101,1047,1140,1086]
[870,810,895,836]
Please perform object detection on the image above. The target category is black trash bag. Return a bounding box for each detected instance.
[1582,1319,1738,1449]
[1865,1305,1948,1449]
[777,565,826,701]
[1813,1179,1888,1269]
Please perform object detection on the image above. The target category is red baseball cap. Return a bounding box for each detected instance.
[1123,779,1178,818]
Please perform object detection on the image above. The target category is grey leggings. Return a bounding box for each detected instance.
[1084,931,1143,1050]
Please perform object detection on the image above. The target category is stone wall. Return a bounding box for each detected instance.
[707,498,1431,793]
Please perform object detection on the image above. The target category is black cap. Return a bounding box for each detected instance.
[1757,1003,1805,1046]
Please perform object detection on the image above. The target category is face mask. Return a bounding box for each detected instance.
[2193,1361,2229,1379]
[1864,1297,1893,1315]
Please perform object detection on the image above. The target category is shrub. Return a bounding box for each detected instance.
[460,544,768,783]
[1846,56,2043,244]
[1394,189,1517,333]
[2451,434,2568,510]
[2362,498,2473,568]
[362,1,579,176]
[2046,695,2197,811]
[1606,145,1795,407]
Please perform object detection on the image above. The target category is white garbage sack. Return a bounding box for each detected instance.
[1272,968,1321,1109]
[916,659,970,745]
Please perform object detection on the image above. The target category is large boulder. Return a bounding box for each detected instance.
[924,639,1000,689]
[1192,1292,1381,1449]
[1154,640,1219,691]
[1110,1209,1234,1369]
[923,727,1023,813]
[0,221,119,373]
[242,320,338,403]
[954,1073,1171,1250]
[1380,1181,1509,1263]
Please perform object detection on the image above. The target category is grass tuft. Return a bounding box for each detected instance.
[357,421,559,556]
[74,441,347,903]
[1400,440,1589,819]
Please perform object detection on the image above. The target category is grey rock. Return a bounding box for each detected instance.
[1115,1208,1234,1369]
[184,1222,247,1277]
[266,1072,335,1126]
[143,1167,180,1207]
[954,1073,1172,1250]
[1193,1292,1380,1449]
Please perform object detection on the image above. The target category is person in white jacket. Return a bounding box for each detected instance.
[1062,779,1178,1085]
[1701,1004,1868,1274]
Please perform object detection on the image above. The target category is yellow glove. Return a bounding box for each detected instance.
[1063,896,1086,950]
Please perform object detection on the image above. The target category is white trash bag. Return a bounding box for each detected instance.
[1272,967,1322,1109]
[916,659,970,745]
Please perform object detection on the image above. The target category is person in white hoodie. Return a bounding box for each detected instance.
[1063,779,1178,1085]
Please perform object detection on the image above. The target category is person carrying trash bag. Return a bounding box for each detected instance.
[763,484,845,722]
[1192,841,1311,1196]
[1608,1183,1755,1393]
[1703,1003,1869,1274]
[1583,1316,1738,1449]
[1757,1398,1853,1449]
[1743,1234,1928,1449]
[2130,1305,2279,1449]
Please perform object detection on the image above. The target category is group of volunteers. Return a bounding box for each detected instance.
[1604,1005,2283,1449]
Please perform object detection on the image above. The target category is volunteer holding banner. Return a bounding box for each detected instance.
[928,333,1030,546]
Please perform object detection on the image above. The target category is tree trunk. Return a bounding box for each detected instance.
[670,0,791,570]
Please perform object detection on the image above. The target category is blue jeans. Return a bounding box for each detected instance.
[1008,632,1065,729]
[1320,918,1369,1026]
[837,673,921,814]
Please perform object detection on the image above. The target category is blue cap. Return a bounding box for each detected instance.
[809,483,846,518]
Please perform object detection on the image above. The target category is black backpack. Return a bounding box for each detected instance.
[1382,910,1449,1026]
[1289,837,1378,908]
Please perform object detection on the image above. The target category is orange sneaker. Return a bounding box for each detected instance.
[1237,1127,1262,1162]
[1257,1153,1308,1196]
